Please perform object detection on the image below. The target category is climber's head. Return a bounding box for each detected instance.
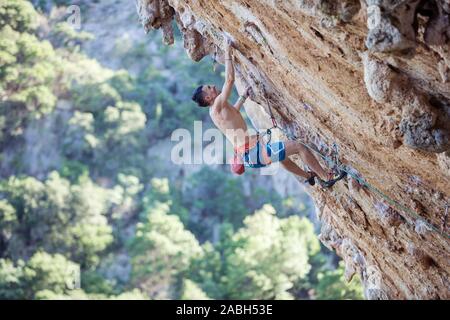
[192,85,220,107]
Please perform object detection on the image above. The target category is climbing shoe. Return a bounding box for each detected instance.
[304,172,317,186]
[319,170,347,188]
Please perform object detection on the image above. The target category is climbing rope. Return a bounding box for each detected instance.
[212,47,219,72]
[258,88,450,240]
[443,204,449,233]
[283,126,450,240]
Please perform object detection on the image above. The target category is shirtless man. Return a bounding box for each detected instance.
[192,40,342,187]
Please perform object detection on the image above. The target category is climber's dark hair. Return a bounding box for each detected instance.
[192,85,208,107]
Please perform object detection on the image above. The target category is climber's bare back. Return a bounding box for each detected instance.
[209,99,249,147]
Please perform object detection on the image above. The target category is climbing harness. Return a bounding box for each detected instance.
[257,88,450,239]
[230,132,273,175]
[259,84,346,188]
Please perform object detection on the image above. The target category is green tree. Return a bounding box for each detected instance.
[183,167,248,242]
[0,172,113,267]
[0,251,80,299]
[72,82,121,115]
[129,201,202,299]
[0,2,60,146]
[223,205,319,299]
[62,111,98,161]
[101,101,146,142]
[49,22,95,49]
[180,279,210,300]
[0,0,38,33]
[141,177,189,224]
[0,199,17,250]
[0,257,24,299]
[188,205,321,300]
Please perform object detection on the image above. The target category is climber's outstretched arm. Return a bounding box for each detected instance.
[233,86,251,111]
[217,40,235,106]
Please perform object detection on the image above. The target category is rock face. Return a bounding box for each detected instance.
[136,0,450,299]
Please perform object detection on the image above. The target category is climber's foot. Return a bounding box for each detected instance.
[319,170,347,188]
[304,171,317,186]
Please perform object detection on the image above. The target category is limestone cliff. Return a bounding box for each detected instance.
[136,0,450,299]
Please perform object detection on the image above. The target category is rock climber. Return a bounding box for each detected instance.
[191,38,345,187]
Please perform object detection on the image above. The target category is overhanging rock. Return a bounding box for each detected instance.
[136,0,450,299]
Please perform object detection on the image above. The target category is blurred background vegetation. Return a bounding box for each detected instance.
[0,0,364,300]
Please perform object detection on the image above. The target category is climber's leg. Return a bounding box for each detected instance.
[280,157,310,180]
[283,140,328,181]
